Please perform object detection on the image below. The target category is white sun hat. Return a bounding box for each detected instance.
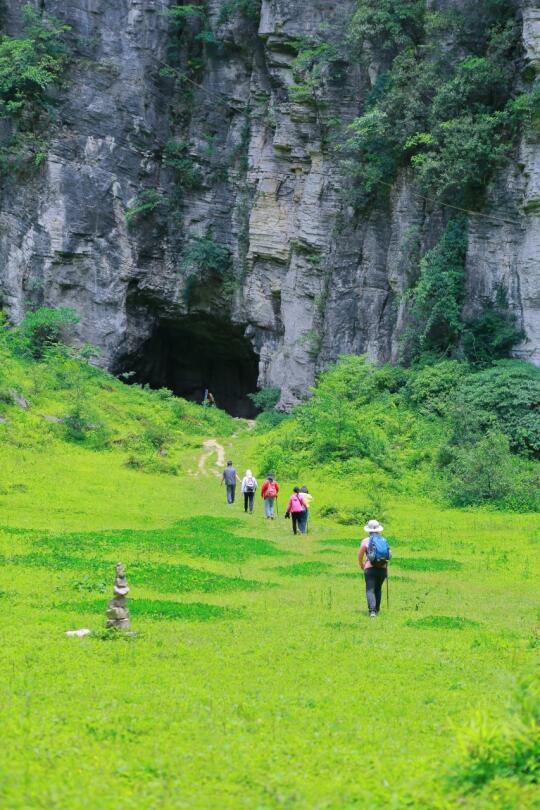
[364,519,384,533]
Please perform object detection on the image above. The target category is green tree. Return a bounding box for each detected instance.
[456,361,540,458]
[348,0,425,57]
[295,356,391,463]
[446,430,515,505]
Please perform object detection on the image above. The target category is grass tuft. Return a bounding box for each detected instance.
[407,616,479,630]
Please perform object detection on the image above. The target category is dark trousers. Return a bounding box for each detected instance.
[364,567,387,613]
[291,512,305,535]
[226,484,236,504]
[243,491,254,512]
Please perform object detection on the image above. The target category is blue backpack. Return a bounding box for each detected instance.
[367,535,391,566]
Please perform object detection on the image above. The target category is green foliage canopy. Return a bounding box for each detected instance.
[349,0,425,56]
[342,0,527,210]
[405,217,468,359]
[0,5,70,121]
[456,360,540,458]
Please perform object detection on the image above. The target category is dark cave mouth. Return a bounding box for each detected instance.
[117,316,260,418]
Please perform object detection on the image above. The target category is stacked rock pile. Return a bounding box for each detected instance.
[106,563,130,629]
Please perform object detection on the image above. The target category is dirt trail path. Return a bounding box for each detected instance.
[198,439,225,477]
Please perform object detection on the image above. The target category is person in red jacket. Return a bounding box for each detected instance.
[285,487,307,535]
[261,475,279,519]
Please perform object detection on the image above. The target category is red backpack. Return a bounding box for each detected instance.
[266,481,277,498]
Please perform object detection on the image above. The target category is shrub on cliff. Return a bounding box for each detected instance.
[404,217,468,360]
[0,5,70,172]
[0,5,70,122]
[125,189,167,228]
[17,307,79,360]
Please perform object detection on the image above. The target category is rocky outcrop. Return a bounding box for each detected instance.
[464,2,540,367]
[0,0,538,412]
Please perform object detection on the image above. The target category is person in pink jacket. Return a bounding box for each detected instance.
[285,487,307,535]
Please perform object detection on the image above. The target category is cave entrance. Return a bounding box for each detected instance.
[121,315,260,418]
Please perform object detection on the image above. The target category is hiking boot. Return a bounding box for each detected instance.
[369,611,377,618]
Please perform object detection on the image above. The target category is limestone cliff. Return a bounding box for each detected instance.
[0,0,538,413]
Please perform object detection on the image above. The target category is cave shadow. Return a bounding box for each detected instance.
[117,314,260,418]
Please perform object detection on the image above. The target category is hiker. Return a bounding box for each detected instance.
[261,474,279,519]
[241,469,257,513]
[285,487,307,535]
[202,390,216,408]
[299,486,312,532]
[221,461,240,505]
[358,519,392,617]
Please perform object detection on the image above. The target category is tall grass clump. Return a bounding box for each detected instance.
[450,665,540,793]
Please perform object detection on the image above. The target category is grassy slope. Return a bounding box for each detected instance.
[0,364,538,808]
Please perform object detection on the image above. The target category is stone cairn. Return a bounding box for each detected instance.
[106,563,130,630]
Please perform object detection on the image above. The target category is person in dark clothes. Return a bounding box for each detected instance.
[221,461,240,505]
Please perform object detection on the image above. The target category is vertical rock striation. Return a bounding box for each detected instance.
[0,0,538,410]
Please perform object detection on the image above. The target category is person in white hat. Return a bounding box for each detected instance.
[358,519,391,617]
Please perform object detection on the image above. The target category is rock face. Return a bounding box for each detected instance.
[0,0,539,412]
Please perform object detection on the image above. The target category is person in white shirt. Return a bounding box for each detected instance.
[241,469,258,513]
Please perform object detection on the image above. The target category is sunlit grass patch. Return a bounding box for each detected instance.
[58,599,244,621]
[407,616,479,630]
[267,562,332,576]
[34,516,284,563]
[393,557,462,572]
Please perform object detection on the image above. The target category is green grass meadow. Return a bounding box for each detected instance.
[0,430,538,809]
